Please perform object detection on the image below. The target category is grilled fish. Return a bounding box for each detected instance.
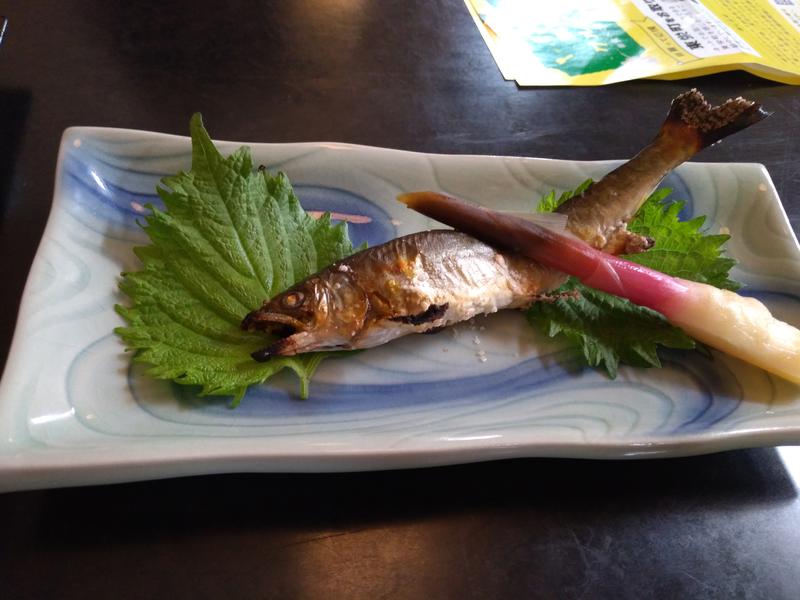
[242,230,566,358]
[242,90,767,359]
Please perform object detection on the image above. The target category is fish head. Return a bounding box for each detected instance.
[242,270,368,360]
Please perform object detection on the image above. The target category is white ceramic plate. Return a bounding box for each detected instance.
[1,127,799,493]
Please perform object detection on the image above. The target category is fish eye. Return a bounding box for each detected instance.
[281,291,305,309]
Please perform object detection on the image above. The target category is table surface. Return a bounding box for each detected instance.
[2,1,800,598]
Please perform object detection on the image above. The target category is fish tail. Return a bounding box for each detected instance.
[557,89,767,251]
[663,88,769,152]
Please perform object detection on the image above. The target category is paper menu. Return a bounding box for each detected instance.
[465,0,800,85]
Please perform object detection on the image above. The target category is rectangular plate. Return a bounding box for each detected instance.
[1,127,800,492]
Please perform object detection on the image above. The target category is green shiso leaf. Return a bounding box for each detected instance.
[527,180,739,377]
[115,114,357,405]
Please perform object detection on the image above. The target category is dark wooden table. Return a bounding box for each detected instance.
[2,1,800,598]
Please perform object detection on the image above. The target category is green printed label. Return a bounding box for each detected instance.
[526,20,643,76]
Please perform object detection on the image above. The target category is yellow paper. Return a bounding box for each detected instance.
[465,0,800,85]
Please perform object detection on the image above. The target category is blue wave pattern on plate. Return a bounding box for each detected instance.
[61,146,395,248]
[2,126,800,493]
[117,344,737,436]
[47,138,800,436]
[66,331,733,440]
[159,351,741,436]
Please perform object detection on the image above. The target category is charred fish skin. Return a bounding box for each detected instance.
[558,89,768,253]
[242,231,564,358]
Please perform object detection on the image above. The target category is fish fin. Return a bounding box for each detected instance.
[390,302,449,325]
[602,229,654,255]
[665,88,769,150]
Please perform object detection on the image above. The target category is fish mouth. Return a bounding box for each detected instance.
[251,331,321,362]
[241,311,308,336]
[242,311,323,362]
